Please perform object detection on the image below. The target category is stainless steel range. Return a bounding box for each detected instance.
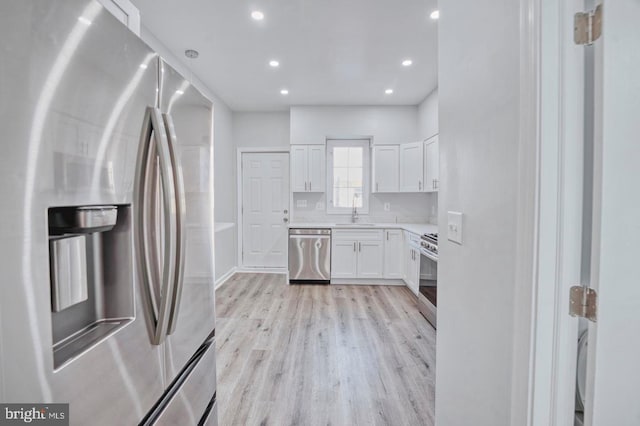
[417,233,438,328]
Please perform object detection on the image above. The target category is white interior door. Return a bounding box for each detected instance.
[241,153,290,268]
[584,1,640,424]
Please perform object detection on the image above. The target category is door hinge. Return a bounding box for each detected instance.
[569,286,597,322]
[574,4,602,46]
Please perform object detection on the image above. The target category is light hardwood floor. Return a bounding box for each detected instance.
[215,273,436,426]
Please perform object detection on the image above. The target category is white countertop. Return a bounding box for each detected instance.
[288,222,438,235]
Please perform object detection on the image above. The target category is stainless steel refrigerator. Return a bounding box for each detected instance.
[0,1,218,424]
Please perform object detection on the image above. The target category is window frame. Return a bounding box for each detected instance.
[326,139,371,215]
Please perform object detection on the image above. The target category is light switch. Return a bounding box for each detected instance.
[447,211,463,244]
[384,202,391,211]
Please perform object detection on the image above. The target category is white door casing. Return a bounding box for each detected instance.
[585,1,640,424]
[241,153,290,268]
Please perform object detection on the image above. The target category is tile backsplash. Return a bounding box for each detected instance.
[292,192,438,224]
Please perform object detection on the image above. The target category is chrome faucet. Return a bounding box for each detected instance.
[351,194,359,223]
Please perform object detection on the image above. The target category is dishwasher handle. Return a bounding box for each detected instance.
[289,229,331,236]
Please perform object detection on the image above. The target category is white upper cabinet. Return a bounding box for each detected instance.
[307,145,326,192]
[291,145,325,192]
[423,135,439,192]
[399,142,424,192]
[372,145,399,193]
[291,146,308,192]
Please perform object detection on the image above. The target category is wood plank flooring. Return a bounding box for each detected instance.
[215,273,436,426]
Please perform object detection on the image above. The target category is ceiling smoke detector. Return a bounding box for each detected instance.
[185,49,199,59]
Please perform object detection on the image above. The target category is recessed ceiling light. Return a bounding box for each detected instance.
[175,90,184,95]
[269,60,280,67]
[139,64,148,69]
[185,49,199,59]
[280,89,289,95]
[430,10,440,20]
[402,59,413,67]
[78,16,92,26]
[251,10,264,20]
[385,89,394,95]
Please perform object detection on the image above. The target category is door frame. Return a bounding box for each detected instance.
[236,147,291,272]
[511,0,588,425]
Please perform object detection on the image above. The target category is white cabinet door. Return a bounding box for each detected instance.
[372,146,399,193]
[290,146,308,192]
[403,243,413,285]
[331,240,358,278]
[356,241,384,279]
[408,248,420,295]
[400,142,424,192]
[423,136,439,192]
[383,229,404,279]
[307,145,326,192]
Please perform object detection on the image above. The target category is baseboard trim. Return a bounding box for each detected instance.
[330,278,406,286]
[235,267,288,274]
[214,267,237,290]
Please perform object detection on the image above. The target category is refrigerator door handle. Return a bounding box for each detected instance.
[134,106,178,345]
[162,113,186,335]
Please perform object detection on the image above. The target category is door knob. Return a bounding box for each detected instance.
[284,209,288,214]
[283,217,289,223]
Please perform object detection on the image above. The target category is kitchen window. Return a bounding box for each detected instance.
[326,139,370,214]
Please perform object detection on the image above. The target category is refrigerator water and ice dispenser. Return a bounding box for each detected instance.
[47,205,134,369]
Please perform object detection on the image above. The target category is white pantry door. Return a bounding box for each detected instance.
[584,1,640,424]
[241,153,290,268]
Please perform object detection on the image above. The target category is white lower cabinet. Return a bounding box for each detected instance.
[383,229,404,279]
[356,241,384,278]
[331,240,358,278]
[403,232,421,295]
[331,230,384,279]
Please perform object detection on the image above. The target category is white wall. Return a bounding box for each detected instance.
[418,88,439,139]
[233,112,290,148]
[140,26,236,282]
[290,106,419,145]
[288,105,434,224]
[436,1,521,425]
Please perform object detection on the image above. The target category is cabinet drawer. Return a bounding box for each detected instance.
[405,231,421,245]
[332,229,383,241]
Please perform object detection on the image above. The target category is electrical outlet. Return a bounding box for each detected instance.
[447,211,463,244]
[316,202,324,210]
[384,202,391,211]
[296,199,307,208]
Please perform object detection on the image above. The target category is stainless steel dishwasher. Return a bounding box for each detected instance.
[288,228,331,283]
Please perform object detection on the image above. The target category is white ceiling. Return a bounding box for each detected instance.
[130,0,439,111]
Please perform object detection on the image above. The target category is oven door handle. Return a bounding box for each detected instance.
[420,248,439,263]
